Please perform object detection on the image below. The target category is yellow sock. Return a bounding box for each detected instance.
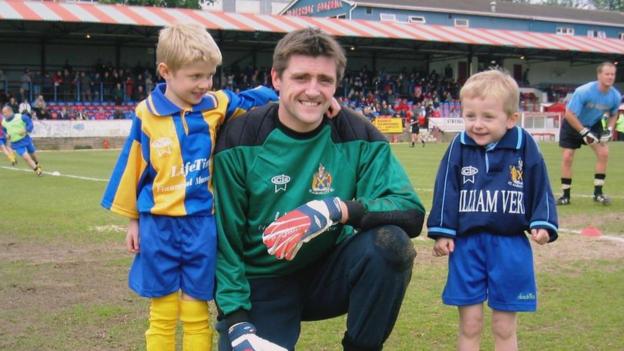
[145,292,179,351]
[7,152,15,163]
[180,298,213,351]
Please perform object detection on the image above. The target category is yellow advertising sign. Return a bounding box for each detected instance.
[372,117,404,134]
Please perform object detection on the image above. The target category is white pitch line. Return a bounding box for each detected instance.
[0,166,108,182]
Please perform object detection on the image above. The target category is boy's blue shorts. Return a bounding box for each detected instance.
[129,214,217,301]
[12,140,36,156]
[442,233,537,312]
[0,136,5,146]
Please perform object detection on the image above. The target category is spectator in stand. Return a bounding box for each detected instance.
[20,68,32,102]
[94,107,108,120]
[133,85,147,102]
[125,74,135,101]
[52,70,63,101]
[57,106,69,120]
[62,69,73,101]
[102,71,112,101]
[18,99,32,116]
[144,72,154,94]
[32,95,47,119]
[79,71,92,102]
[113,108,124,120]
[92,72,102,101]
[112,82,124,105]
[30,70,42,98]
[8,96,19,113]
[0,69,6,91]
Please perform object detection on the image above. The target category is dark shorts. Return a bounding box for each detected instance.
[411,124,420,134]
[559,119,604,149]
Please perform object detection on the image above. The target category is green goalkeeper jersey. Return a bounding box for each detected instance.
[213,103,425,317]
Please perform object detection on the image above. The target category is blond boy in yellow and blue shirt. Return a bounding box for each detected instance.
[101,23,278,351]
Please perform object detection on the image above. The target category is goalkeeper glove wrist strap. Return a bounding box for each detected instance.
[344,200,366,228]
[579,127,591,137]
[225,310,250,330]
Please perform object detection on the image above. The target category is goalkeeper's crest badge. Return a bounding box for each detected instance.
[309,163,334,194]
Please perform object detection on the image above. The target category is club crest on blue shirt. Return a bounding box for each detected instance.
[309,163,334,194]
[461,166,478,184]
[508,158,524,188]
[151,137,173,157]
[271,174,291,193]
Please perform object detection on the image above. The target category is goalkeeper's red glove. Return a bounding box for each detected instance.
[263,197,343,260]
[228,322,287,351]
[579,127,598,145]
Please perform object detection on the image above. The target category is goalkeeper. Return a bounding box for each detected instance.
[557,61,621,206]
[213,28,425,351]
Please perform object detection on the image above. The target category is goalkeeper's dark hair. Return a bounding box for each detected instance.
[272,28,346,82]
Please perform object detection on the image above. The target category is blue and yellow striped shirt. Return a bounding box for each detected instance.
[101,83,277,218]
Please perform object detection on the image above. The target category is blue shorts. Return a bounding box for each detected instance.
[0,136,6,146]
[129,214,217,300]
[443,233,537,312]
[12,139,36,156]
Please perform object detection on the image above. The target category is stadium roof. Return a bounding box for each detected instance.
[282,0,624,28]
[0,0,623,56]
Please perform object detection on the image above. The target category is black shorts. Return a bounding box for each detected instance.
[559,119,605,149]
[411,124,420,134]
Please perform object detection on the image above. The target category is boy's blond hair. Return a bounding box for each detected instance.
[156,23,222,72]
[460,69,520,117]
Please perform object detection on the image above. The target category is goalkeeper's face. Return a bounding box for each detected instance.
[272,54,337,133]
[597,65,616,89]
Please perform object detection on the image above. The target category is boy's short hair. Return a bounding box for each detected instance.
[156,23,222,72]
[597,61,616,74]
[272,28,346,82]
[460,69,519,116]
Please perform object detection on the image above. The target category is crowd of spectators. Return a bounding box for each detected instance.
[1,61,553,123]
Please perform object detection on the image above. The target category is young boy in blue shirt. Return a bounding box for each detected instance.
[101,23,278,351]
[427,70,558,351]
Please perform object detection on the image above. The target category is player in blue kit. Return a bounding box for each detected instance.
[427,70,558,351]
[0,115,17,166]
[2,105,41,175]
[101,23,278,351]
[556,62,621,206]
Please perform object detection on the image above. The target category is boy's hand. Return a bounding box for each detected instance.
[433,237,454,257]
[263,197,342,260]
[126,219,140,253]
[325,97,342,119]
[530,228,549,245]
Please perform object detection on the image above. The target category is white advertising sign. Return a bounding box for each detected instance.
[31,120,132,138]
